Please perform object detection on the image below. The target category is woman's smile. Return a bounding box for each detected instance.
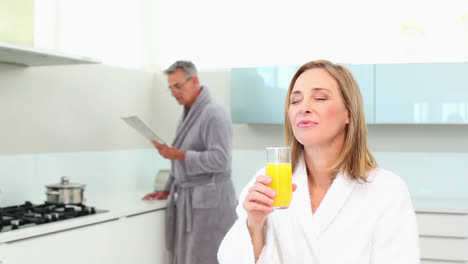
[297,120,318,128]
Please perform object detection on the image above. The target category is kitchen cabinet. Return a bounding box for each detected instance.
[230,64,375,124]
[232,62,468,124]
[0,209,168,264]
[375,63,468,124]
[231,65,297,124]
[117,209,169,263]
[417,211,468,263]
[0,41,99,66]
[345,64,375,123]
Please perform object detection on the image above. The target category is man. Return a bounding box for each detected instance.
[143,61,237,264]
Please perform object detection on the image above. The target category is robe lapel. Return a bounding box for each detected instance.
[289,158,321,261]
[292,156,357,243]
[290,158,315,242]
[311,170,357,239]
[172,86,210,148]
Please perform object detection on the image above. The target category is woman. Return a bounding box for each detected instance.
[218,60,419,263]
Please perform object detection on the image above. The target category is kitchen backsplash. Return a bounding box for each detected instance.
[1,149,467,206]
[233,150,468,199]
[0,149,169,207]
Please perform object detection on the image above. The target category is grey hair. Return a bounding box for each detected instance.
[164,60,198,78]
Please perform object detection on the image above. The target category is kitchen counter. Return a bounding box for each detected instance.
[412,198,468,214]
[0,190,167,244]
[1,195,467,244]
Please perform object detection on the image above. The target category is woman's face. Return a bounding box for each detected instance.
[288,68,349,148]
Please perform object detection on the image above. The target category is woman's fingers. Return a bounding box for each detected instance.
[244,201,273,213]
[250,175,276,197]
[244,175,297,214]
[244,177,276,214]
[252,182,276,197]
[247,190,275,206]
[255,175,272,184]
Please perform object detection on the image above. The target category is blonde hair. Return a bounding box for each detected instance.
[284,60,377,181]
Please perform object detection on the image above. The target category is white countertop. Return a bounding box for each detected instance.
[0,190,167,244]
[412,198,468,214]
[1,194,467,244]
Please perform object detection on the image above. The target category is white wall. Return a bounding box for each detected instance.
[0,63,156,154]
[0,63,164,206]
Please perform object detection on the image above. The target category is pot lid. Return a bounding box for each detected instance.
[45,176,86,189]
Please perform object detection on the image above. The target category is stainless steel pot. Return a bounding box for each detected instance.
[45,176,86,205]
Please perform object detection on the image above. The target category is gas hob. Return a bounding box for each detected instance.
[0,201,106,232]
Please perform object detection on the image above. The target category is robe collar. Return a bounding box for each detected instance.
[172,85,211,148]
[291,154,357,241]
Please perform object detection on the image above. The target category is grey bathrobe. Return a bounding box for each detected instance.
[163,86,237,264]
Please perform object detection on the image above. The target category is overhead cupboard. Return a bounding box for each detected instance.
[0,41,99,66]
[231,62,468,124]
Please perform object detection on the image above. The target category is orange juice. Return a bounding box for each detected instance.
[266,163,292,208]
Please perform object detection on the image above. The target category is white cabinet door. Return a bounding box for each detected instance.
[417,211,468,263]
[375,63,468,124]
[231,64,376,124]
[0,219,121,264]
[118,209,169,264]
[231,66,296,124]
[0,209,168,264]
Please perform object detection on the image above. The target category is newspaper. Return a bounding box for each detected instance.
[121,116,168,145]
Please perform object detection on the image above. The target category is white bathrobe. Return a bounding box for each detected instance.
[218,156,420,264]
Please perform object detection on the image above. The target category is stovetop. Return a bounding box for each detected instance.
[0,201,106,233]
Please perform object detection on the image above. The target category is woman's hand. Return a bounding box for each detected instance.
[243,175,297,230]
[243,175,297,260]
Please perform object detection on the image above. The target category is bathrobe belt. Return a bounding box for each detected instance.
[166,176,229,250]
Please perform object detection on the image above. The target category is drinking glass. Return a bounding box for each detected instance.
[266,147,292,209]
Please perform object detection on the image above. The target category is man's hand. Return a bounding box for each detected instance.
[142,191,170,200]
[152,141,186,161]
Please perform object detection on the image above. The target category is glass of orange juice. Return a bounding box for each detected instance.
[266,147,292,209]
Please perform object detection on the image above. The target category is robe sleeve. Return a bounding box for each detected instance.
[185,108,232,176]
[370,182,420,264]
[218,169,264,264]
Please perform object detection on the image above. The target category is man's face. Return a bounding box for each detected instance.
[167,69,197,107]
